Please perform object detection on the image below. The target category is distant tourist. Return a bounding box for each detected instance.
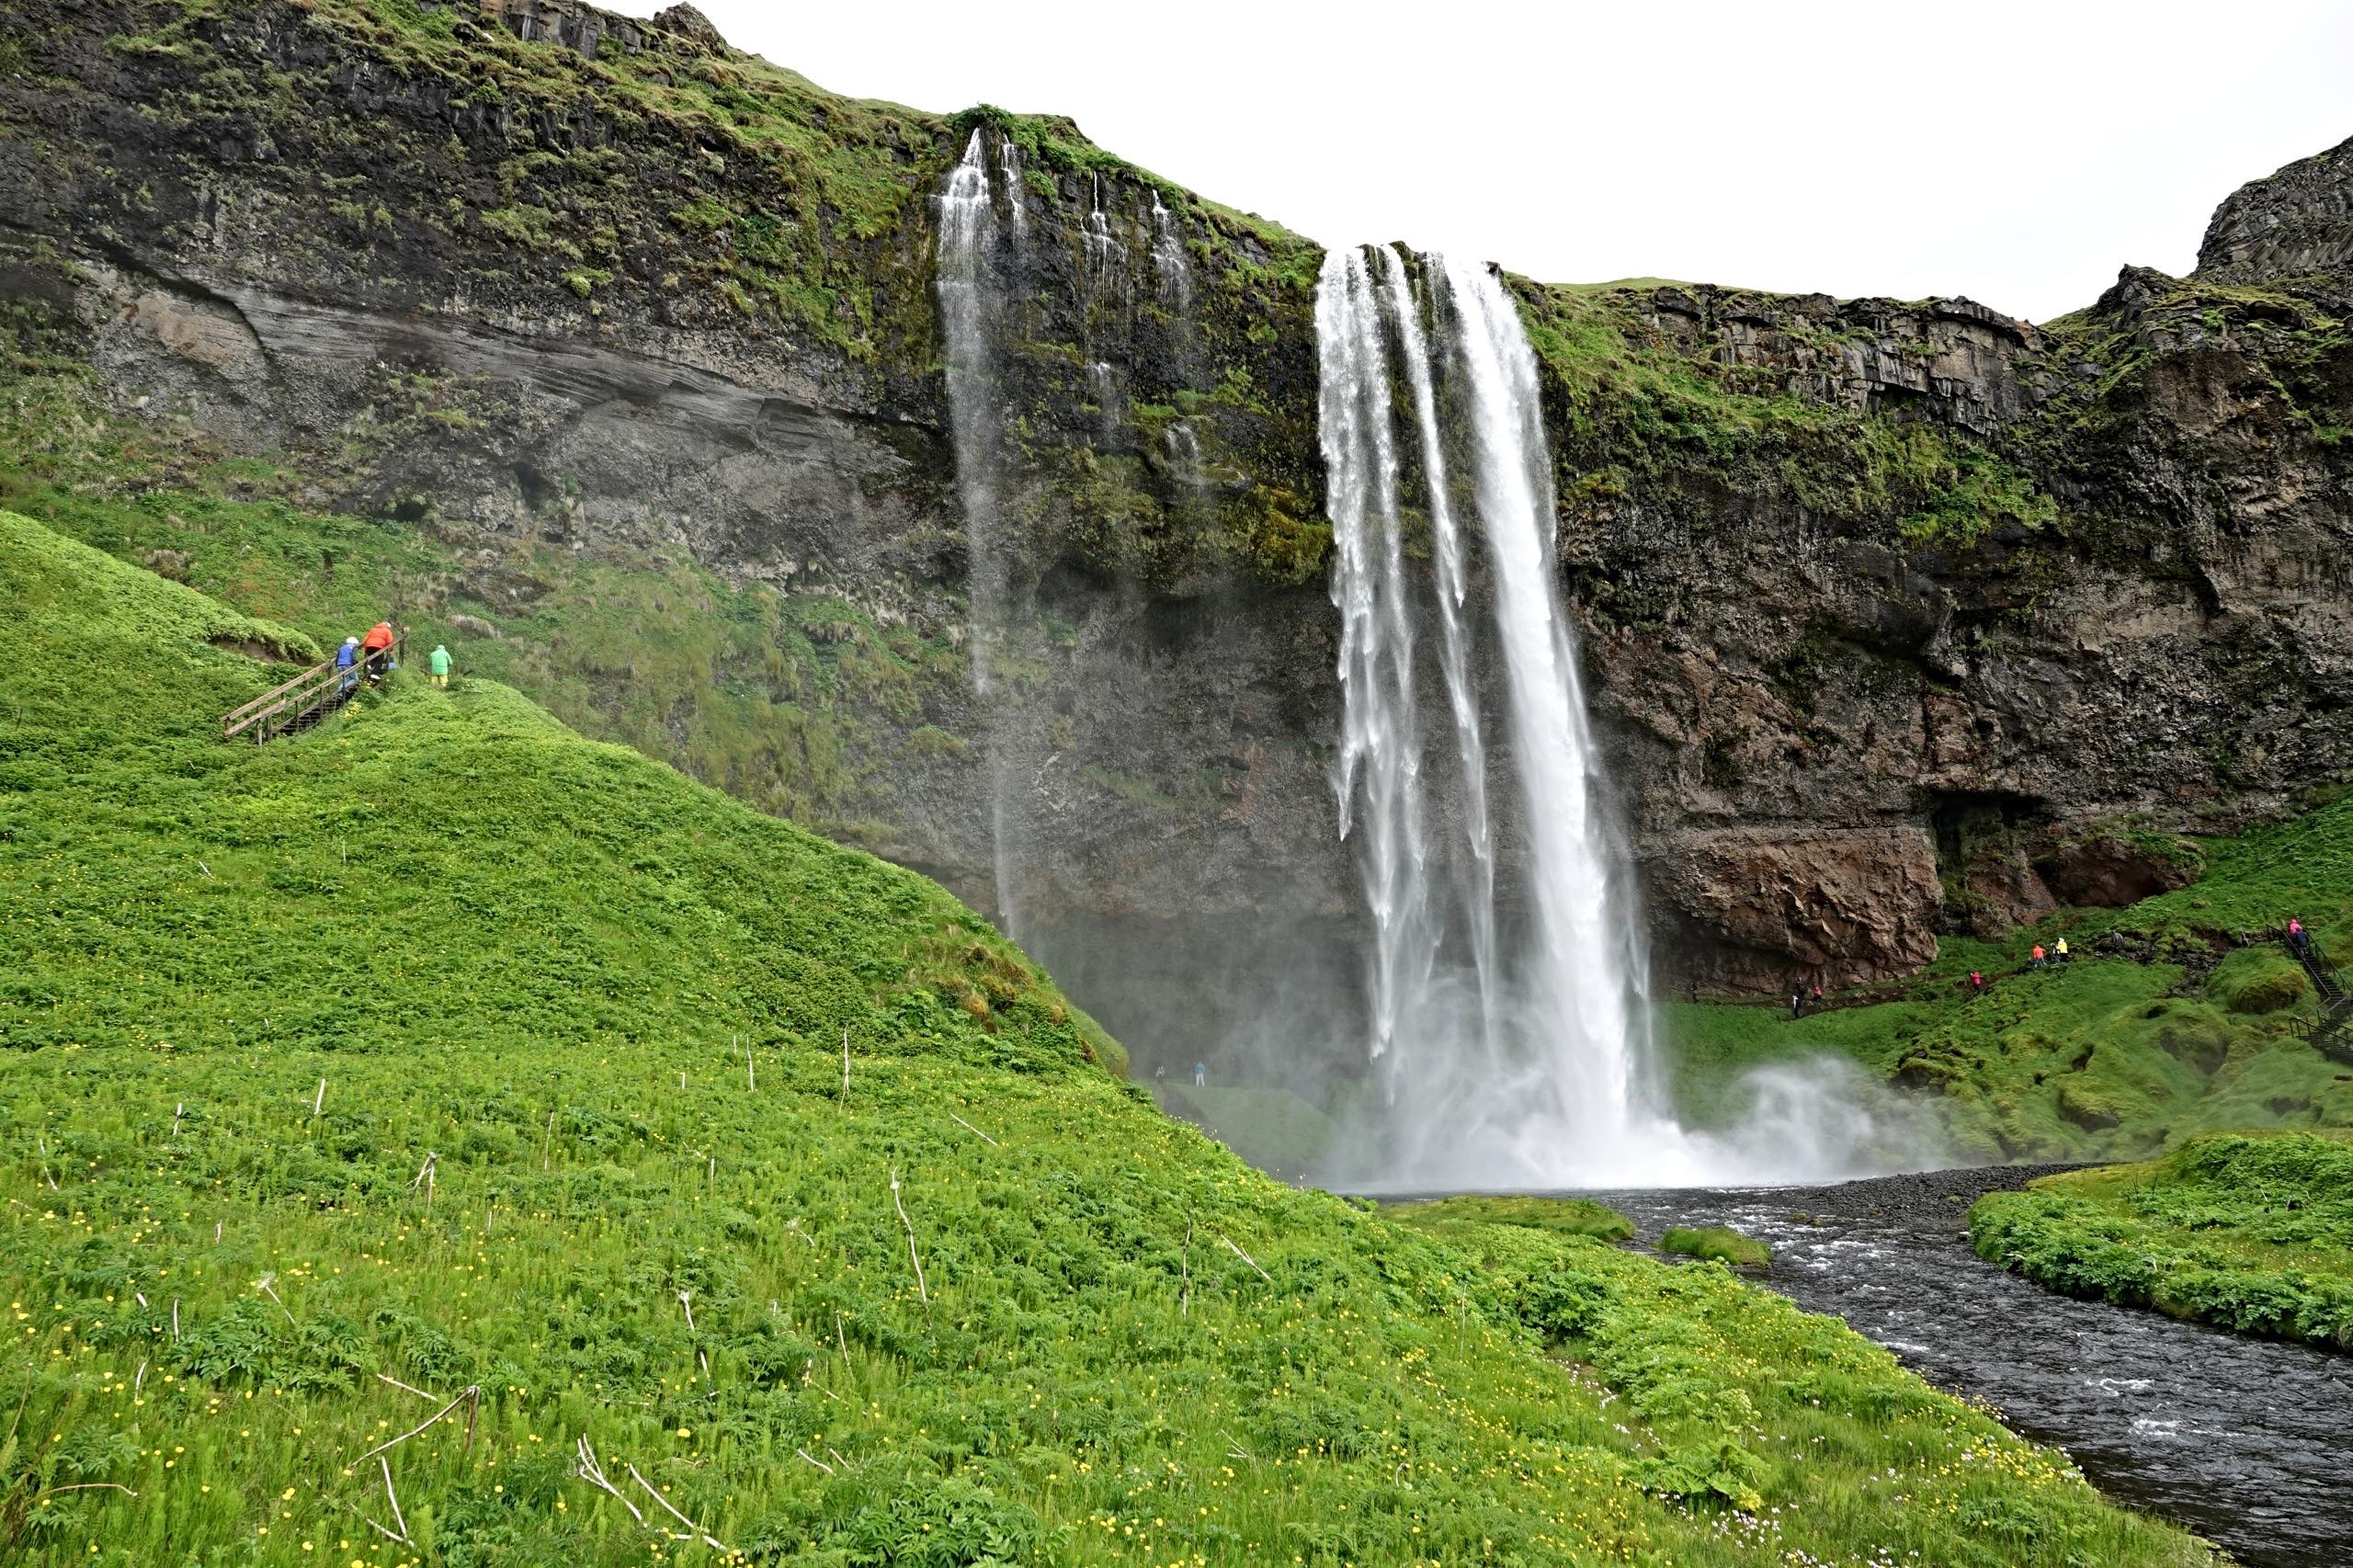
[1789,989,1803,1021]
[2029,944,2047,970]
[1969,969,1985,996]
[2290,917,2311,958]
[1811,983,1824,1010]
[429,643,452,688]
[335,635,360,691]
[361,620,395,681]
[2054,937,2070,965]
[1193,1062,1206,1088]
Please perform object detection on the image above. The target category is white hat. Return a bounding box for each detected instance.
[345,636,360,645]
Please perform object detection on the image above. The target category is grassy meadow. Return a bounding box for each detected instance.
[0,508,2222,1563]
[1971,1131,2353,1349]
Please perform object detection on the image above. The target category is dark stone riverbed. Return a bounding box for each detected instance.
[1579,1166,2353,1567]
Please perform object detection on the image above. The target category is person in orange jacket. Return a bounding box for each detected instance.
[361,620,395,682]
[2029,943,2047,971]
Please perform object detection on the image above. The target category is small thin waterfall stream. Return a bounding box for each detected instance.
[935,129,1026,934]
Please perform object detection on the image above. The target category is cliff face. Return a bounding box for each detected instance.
[2198,133,2353,282]
[3,0,2349,1066]
[1541,263,2353,989]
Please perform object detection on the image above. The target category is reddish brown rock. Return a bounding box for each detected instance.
[1646,825,1943,994]
[1960,846,2059,937]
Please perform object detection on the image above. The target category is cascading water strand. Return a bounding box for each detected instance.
[936,129,1026,937]
[1315,247,1435,1077]
[1376,249,1501,1055]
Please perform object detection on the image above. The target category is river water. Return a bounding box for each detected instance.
[1577,1166,2353,1566]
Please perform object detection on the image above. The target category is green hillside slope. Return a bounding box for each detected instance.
[1663,805,2353,1159]
[0,511,2212,1563]
[1972,1131,2353,1347]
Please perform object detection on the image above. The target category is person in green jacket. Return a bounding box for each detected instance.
[428,643,452,689]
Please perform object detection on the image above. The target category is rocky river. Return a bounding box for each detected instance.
[1588,1166,2353,1567]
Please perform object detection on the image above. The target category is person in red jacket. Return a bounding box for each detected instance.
[361,620,395,683]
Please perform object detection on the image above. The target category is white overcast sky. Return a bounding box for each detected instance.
[608,0,2353,324]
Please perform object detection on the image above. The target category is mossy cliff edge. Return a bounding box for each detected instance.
[1,1,2347,1069]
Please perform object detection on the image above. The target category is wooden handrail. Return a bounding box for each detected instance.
[222,654,337,729]
[222,634,403,744]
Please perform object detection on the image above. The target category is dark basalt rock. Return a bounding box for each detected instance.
[2035,835,2201,909]
[2196,133,2353,283]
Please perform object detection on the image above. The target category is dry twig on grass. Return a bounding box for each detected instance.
[1181,1212,1194,1317]
[354,1384,481,1464]
[628,1461,733,1552]
[890,1167,929,1304]
[573,1437,644,1524]
[374,1371,436,1403]
[410,1151,437,1215]
[1221,1233,1273,1284]
[364,1455,411,1546]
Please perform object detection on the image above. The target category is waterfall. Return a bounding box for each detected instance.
[997,133,1027,238]
[1086,359,1122,440]
[1439,253,1652,1169]
[1376,249,1499,1047]
[938,128,1002,701]
[1316,248,1435,1075]
[1084,175,1118,280]
[936,129,1026,935]
[1314,244,1702,1187]
[1150,191,1192,312]
[1164,423,1205,490]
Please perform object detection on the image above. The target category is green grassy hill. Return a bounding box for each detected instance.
[0,510,2214,1564]
[1972,1131,2353,1348]
[1661,809,2353,1160]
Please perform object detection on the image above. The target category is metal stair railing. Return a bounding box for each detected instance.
[222,635,400,744]
[2286,934,2353,1064]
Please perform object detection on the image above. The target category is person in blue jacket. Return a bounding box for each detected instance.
[335,635,360,692]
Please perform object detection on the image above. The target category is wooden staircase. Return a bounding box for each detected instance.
[222,636,400,744]
[2289,935,2353,1065]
